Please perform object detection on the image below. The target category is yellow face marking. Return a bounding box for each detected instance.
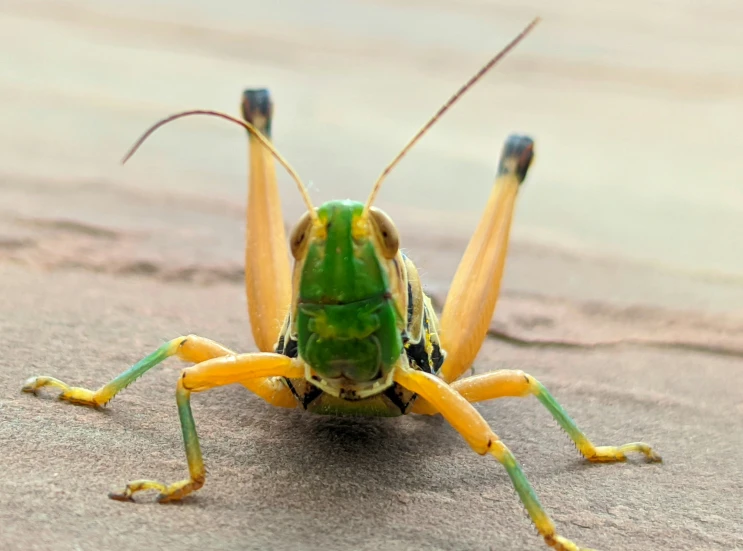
[351,212,370,241]
[313,213,328,240]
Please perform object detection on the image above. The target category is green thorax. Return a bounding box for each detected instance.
[296,200,402,385]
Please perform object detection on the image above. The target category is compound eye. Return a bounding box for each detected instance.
[289,210,313,259]
[368,207,399,259]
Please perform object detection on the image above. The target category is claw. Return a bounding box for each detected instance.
[588,443,662,464]
[21,376,102,407]
[108,478,201,503]
[21,376,44,394]
[634,443,663,463]
[108,479,169,503]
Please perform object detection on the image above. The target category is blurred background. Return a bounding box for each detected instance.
[3,5,743,550]
[1,0,741,312]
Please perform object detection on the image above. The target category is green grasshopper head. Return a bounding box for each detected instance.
[289,200,401,303]
[287,199,408,399]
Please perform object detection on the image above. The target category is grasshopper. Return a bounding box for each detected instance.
[21,18,661,551]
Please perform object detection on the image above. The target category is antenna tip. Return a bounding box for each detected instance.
[497,134,534,184]
[241,89,273,138]
[526,16,542,28]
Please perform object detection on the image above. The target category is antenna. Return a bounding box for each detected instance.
[363,17,540,214]
[121,109,317,220]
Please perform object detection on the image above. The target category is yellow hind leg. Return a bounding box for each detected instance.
[438,136,534,383]
[241,89,293,352]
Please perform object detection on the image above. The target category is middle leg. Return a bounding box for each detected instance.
[412,370,661,463]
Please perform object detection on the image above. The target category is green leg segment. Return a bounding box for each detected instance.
[109,379,205,503]
[491,441,595,551]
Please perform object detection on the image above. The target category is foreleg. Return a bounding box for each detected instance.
[395,366,595,551]
[110,353,303,502]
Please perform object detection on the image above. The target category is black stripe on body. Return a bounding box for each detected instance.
[276,331,324,408]
[383,384,414,413]
[401,253,444,376]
